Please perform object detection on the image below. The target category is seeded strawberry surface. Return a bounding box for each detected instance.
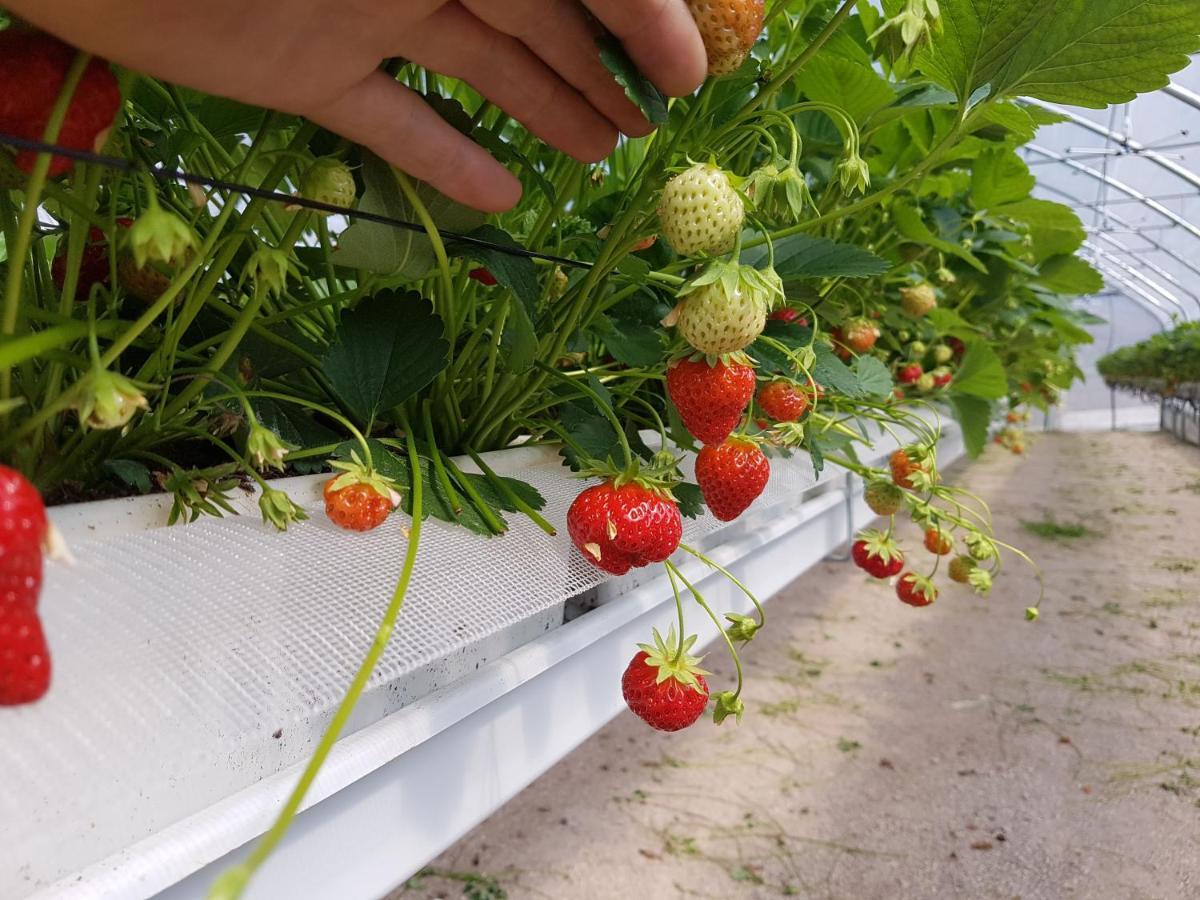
[0,32,121,177]
[0,467,51,706]
[687,0,766,75]
[677,281,765,355]
[757,380,809,423]
[323,480,396,532]
[695,438,770,521]
[567,481,682,575]
[658,163,744,257]
[622,650,710,732]
[667,358,756,445]
[924,527,953,555]
[0,604,52,706]
[896,572,937,607]
[864,480,904,516]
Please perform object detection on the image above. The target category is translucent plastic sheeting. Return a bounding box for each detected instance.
[1,435,833,897]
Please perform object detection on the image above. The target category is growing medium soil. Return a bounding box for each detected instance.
[395,432,1200,900]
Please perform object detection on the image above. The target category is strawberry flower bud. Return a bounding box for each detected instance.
[1025,607,1039,622]
[127,196,198,268]
[246,423,293,472]
[74,368,148,430]
[745,156,813,226]
[724,613,761,642]
[836,153,871,195]
[245,246,294,298]
[259,487,309,532]
[712,690,745,725]
[968,567,993,596]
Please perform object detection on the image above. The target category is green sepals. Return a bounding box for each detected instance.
[327,449,402,505]
[858,528,902,564]
[968,567,993,596]
[126,193,198,267]
[586,451,684,501]
[637,627,710,692]
[258,487,309,532]
[1024,607,1039,622]
[965,532,997,561]
[836,153,871,196]
[871,0,941,63]
[677,260,784,313]
[769,421,806,448]
[905,571,939,600]
[73,367,149,431]
[744,156,814,227]
[246,423,294,473]
[244,246,295,298]
[712,690,745,725]
[724,613,761,643]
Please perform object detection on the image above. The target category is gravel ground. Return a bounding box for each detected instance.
[394,431,1200,900]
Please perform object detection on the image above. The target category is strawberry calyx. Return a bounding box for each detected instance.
[327,450,401,508]
[675,258,784,314]
[636,627,710,694]
[125,192,198,268]
[857,528,902,565]
[712,689,745,725]
[968,567,993,595]
[579,451,683,501]
[667,346,757,370]
[724,612,761,642]
[900,571,938,603]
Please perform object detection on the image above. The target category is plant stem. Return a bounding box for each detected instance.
[208,424,425,900]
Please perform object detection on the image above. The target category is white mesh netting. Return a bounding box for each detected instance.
[2,440,831,895]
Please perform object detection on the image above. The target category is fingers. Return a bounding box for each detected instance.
[304,70,522,213]
[403,3,619,164]
[462,0,654,138]
[581,0,706,97]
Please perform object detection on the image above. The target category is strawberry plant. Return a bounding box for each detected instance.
[2,1,1198,893]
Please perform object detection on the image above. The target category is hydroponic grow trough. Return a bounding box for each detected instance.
[3,415,962,900]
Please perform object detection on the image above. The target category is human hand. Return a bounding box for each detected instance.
[9,0,708,211]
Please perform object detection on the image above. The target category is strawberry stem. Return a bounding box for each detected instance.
[423,399,463,516]
[208,422,425,900]
[466,447,557,536]
[665,560,744,702]
[678,543,766,630]
[664,563,689,667]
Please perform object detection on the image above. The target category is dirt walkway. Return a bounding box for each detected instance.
[397,432,1200,900]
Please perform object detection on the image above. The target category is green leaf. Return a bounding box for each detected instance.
[813,344,862,397]
[948,395,994,458]
[950,343,1007,400]
[321,290,449,425]
[251,397,340,450]
[594,316,663,367]
[500,296,538,374]
[918,0,1200,108]
[971,148,1034,209]
[449,226,539,313]
[103,459,152,494]
[674,482,705,520]
[993,198,1085,264]
[557,403,619,471]
[853,356,893,398]
[597,35,668,124]
[892,201,987,273]
[926,308,981,340]
[793,55,895,123]
[334,152,484,277]
[1033,255,1104,295]
[746,233,888,279]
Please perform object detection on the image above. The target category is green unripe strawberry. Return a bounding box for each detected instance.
[901,283,937,317]
[948,555,976,584]
[658,163,744,257]
[909,341,927,357]
[300,158,356,211]
[671,260,782,355]
[864,480,904,516]
[916,372,935,392]
[932,344,953,364]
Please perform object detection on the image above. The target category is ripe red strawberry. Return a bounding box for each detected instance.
[768,308,808,326]
[51,218,132,302]
[932,369,953,388]
[695,437,770,521]
[1,466,52,706]
[843,318,880,353]
[948,555,976,584]
[923,527,953,555]
[622,628,710,731]
[0,604,52,705]
[852,530,903,579]
[897,363,923,385]
[468,267,498,286]
[757,380,809,423]
[0,31,121,177]
[863,479,904,516]
[686,0,766,75]
[896,572,937,607]
[947,337,966,357]
[667,357,755,445]
[323,481,398,532]
[568,480,682,575]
